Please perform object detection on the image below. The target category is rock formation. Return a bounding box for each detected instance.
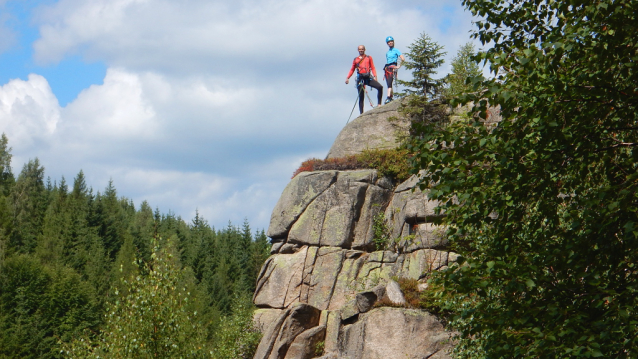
[325,100,410,159]
[253,106,455,358]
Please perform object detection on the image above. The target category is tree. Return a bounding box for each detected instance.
[63,237,208,359]
[0,254,98,359]
[397,33,448,130]
[443,42,484,99]
[0,133,14,264]
[409,0,638,357]
[91,180,127,260]
[0,133,14,196]
[10,159,48,254]
[398,33,446,100]
[250,229,270,293]
[209,295,261,359]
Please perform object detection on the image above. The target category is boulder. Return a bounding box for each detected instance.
[394,223,448,253]
[253,248,308,309]
[287,170,391,249]
[338,307,452,359]
[254,245,456,313]
[398,249,451,279]
[351,184,393,251]
[355,290,378,313]
[326,100,410,159]
[284,325,326,359]
[254,303,322,359]
[384,279,406,306]
[254,308,284,333]
[268,171,338,240]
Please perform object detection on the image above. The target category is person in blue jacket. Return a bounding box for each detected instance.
[383,36,405,104]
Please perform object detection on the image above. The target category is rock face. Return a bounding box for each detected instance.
[326,101,410,159]
[338,307,450,359]
[253,104,454,359]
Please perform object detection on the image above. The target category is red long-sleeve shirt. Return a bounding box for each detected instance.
[347,55,377,79]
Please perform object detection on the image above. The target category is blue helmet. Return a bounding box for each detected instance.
[386,36,394,43]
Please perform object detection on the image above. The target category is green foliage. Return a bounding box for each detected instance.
[314,340,325,357]
[443,42,484,99]
[209,296,261,359]
[63,237,208,359]
[356,148,411,182]
[408,0,638,357]
[371,211,390,251]
[0,134,14,197]
[398,32,447,100]
[0,134,271,359]
[292,148,411,182]
[0,255,98,359]
[395,34,449,133]
[10,159,48,254]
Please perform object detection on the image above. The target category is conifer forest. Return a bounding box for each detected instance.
[0,134,270,358]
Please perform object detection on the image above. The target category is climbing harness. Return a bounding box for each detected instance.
[346,77,377,124]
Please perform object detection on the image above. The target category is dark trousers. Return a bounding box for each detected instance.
[356,77,383,114]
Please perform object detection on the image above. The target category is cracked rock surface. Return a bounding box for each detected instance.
[254,167,454,358]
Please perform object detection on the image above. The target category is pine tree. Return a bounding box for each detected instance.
[130,200,154,264]
[0,254,98,359]
[236,219,253,293]
[0,134,12,264]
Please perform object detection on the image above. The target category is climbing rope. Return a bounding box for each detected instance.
[346,81,366,125]
[364,86,374,108]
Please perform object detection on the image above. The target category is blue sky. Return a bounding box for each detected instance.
[0,0,106,105]
[0,0,480,232]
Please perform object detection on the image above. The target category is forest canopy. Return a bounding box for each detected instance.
[0,133,270,359]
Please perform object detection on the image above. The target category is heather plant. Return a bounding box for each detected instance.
[292,148,411,182]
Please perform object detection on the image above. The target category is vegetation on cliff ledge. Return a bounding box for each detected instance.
[292,148,411,182]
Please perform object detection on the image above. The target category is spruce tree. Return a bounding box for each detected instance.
[10,159,48,254]
[443,42,484,99]
[398,33,446,100]
[0,134,12,264]
[250,229,270,291]
[397,33,448,129]
[0,133,14,196]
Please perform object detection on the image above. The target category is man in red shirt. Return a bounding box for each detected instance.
[345,45,383,114]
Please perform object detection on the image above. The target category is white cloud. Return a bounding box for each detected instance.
[0,74,60,151]
[32,0,476,76]
[1,0,482,230]
[61,68,157,141]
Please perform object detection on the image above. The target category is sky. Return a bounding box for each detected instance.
[0,0,481,232]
